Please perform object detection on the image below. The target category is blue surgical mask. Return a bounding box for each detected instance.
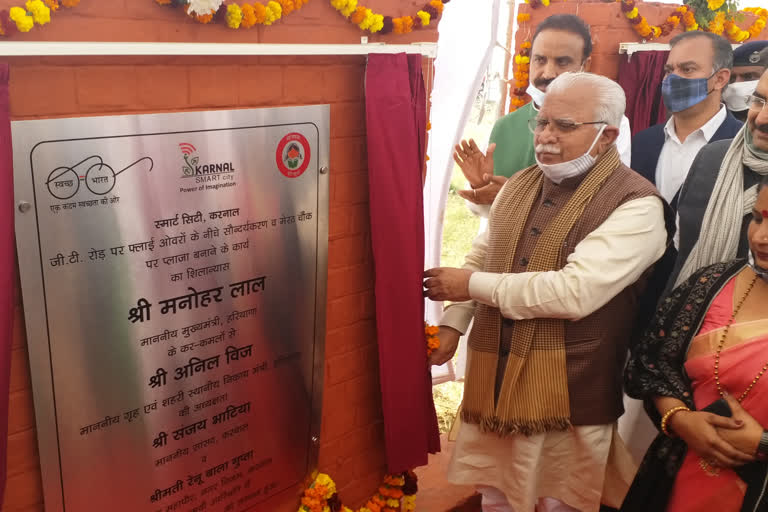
[662,72,714,113]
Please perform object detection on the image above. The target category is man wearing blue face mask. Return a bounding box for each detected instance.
[631,32,741,213]
[670,67,768,290]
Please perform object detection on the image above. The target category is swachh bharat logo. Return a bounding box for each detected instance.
[276,132,311,178]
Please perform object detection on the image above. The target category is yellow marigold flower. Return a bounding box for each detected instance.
[26,0,51,25]
[541,0,550,5]
[626,7,638,19]
[264,0,282,25]
[226,3,243,28]
[341,0,358,17]
[369,13,384,32]
[314,474,337,497]
[416,10,430,26]
[517,13,531,22]
[707,0,725,10]
[652,25,661,38]
[686,22,699,31]
[359,9,377,30]
[10,7,34,32]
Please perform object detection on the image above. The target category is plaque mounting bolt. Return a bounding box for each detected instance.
[320,166,328,175]
[17,201,31,213]
[312,436,319,444]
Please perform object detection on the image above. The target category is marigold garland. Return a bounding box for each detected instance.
[298,472,418,512]
[425,323,440,357]
[617,0,766,42]
[330,0,449,34]
[153,0,449,33]
[0,0,73,36]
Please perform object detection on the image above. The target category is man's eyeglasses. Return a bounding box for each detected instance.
[528,117,607,134]
[748,94,768,112]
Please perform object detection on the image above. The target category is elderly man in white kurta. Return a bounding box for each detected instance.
[423,72,671,512]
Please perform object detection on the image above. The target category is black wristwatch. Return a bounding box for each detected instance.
[757,430,768,460]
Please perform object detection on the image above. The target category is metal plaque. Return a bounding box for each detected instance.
[12,106,329,512]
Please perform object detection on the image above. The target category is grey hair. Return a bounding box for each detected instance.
[545,72,626,127]
[670,31,734,72]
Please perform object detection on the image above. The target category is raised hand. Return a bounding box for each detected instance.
[453,140,496,189]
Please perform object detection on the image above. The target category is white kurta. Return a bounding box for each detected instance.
[439,187,669,511]
[447,422,637,511]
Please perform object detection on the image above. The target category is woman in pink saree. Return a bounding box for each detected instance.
[622,179,768,512]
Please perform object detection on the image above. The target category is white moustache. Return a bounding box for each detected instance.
[535,144,561,154]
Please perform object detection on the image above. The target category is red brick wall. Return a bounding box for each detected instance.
[514,0,766,81]
[3,2,438,511]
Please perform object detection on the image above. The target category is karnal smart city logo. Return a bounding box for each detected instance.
[276,133,311,178]
[179,142,236,183]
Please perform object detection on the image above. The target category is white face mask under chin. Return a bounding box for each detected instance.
[722,79,759,112]
[535,125,607,184]
[526,84,547,107]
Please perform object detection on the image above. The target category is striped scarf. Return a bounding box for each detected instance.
[462,147,620,436]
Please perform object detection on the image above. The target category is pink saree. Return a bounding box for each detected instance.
[667,278,768,512]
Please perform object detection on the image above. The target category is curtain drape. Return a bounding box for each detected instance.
[0,62,15,508]
[618,51,669,135]
[365,53,440,472]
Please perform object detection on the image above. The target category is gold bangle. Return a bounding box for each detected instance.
[661,405,690,437]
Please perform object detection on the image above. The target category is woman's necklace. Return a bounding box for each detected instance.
[700,274,761,477]
[714,274,760,402]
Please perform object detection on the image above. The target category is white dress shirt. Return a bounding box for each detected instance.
[655,105,727,204]
[440,194,667,333]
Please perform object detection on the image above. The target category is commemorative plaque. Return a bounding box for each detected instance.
[12,106,330,512]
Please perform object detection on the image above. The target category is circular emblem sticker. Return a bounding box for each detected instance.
[276,133,311,178]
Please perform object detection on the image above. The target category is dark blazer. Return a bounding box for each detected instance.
[630,110,743,188]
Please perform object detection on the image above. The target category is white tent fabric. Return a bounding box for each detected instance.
[424,0,500,383]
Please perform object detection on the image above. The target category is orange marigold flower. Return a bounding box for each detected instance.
[667,15,680,28]
[155,0,172,4]
[60,0,79,6]
[253,2,267,23]
[44,0,60,10]
[351,5,366,24]
[683,11,695,26]
[241,4,257,27]
[279,0,295,15]
[517,13,531,22]
[195,13,214,23]
[429,0,444,15]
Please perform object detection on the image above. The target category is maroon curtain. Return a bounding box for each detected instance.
[618,51,669,135]
[365,53,440,473]
[0,63,14,508]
